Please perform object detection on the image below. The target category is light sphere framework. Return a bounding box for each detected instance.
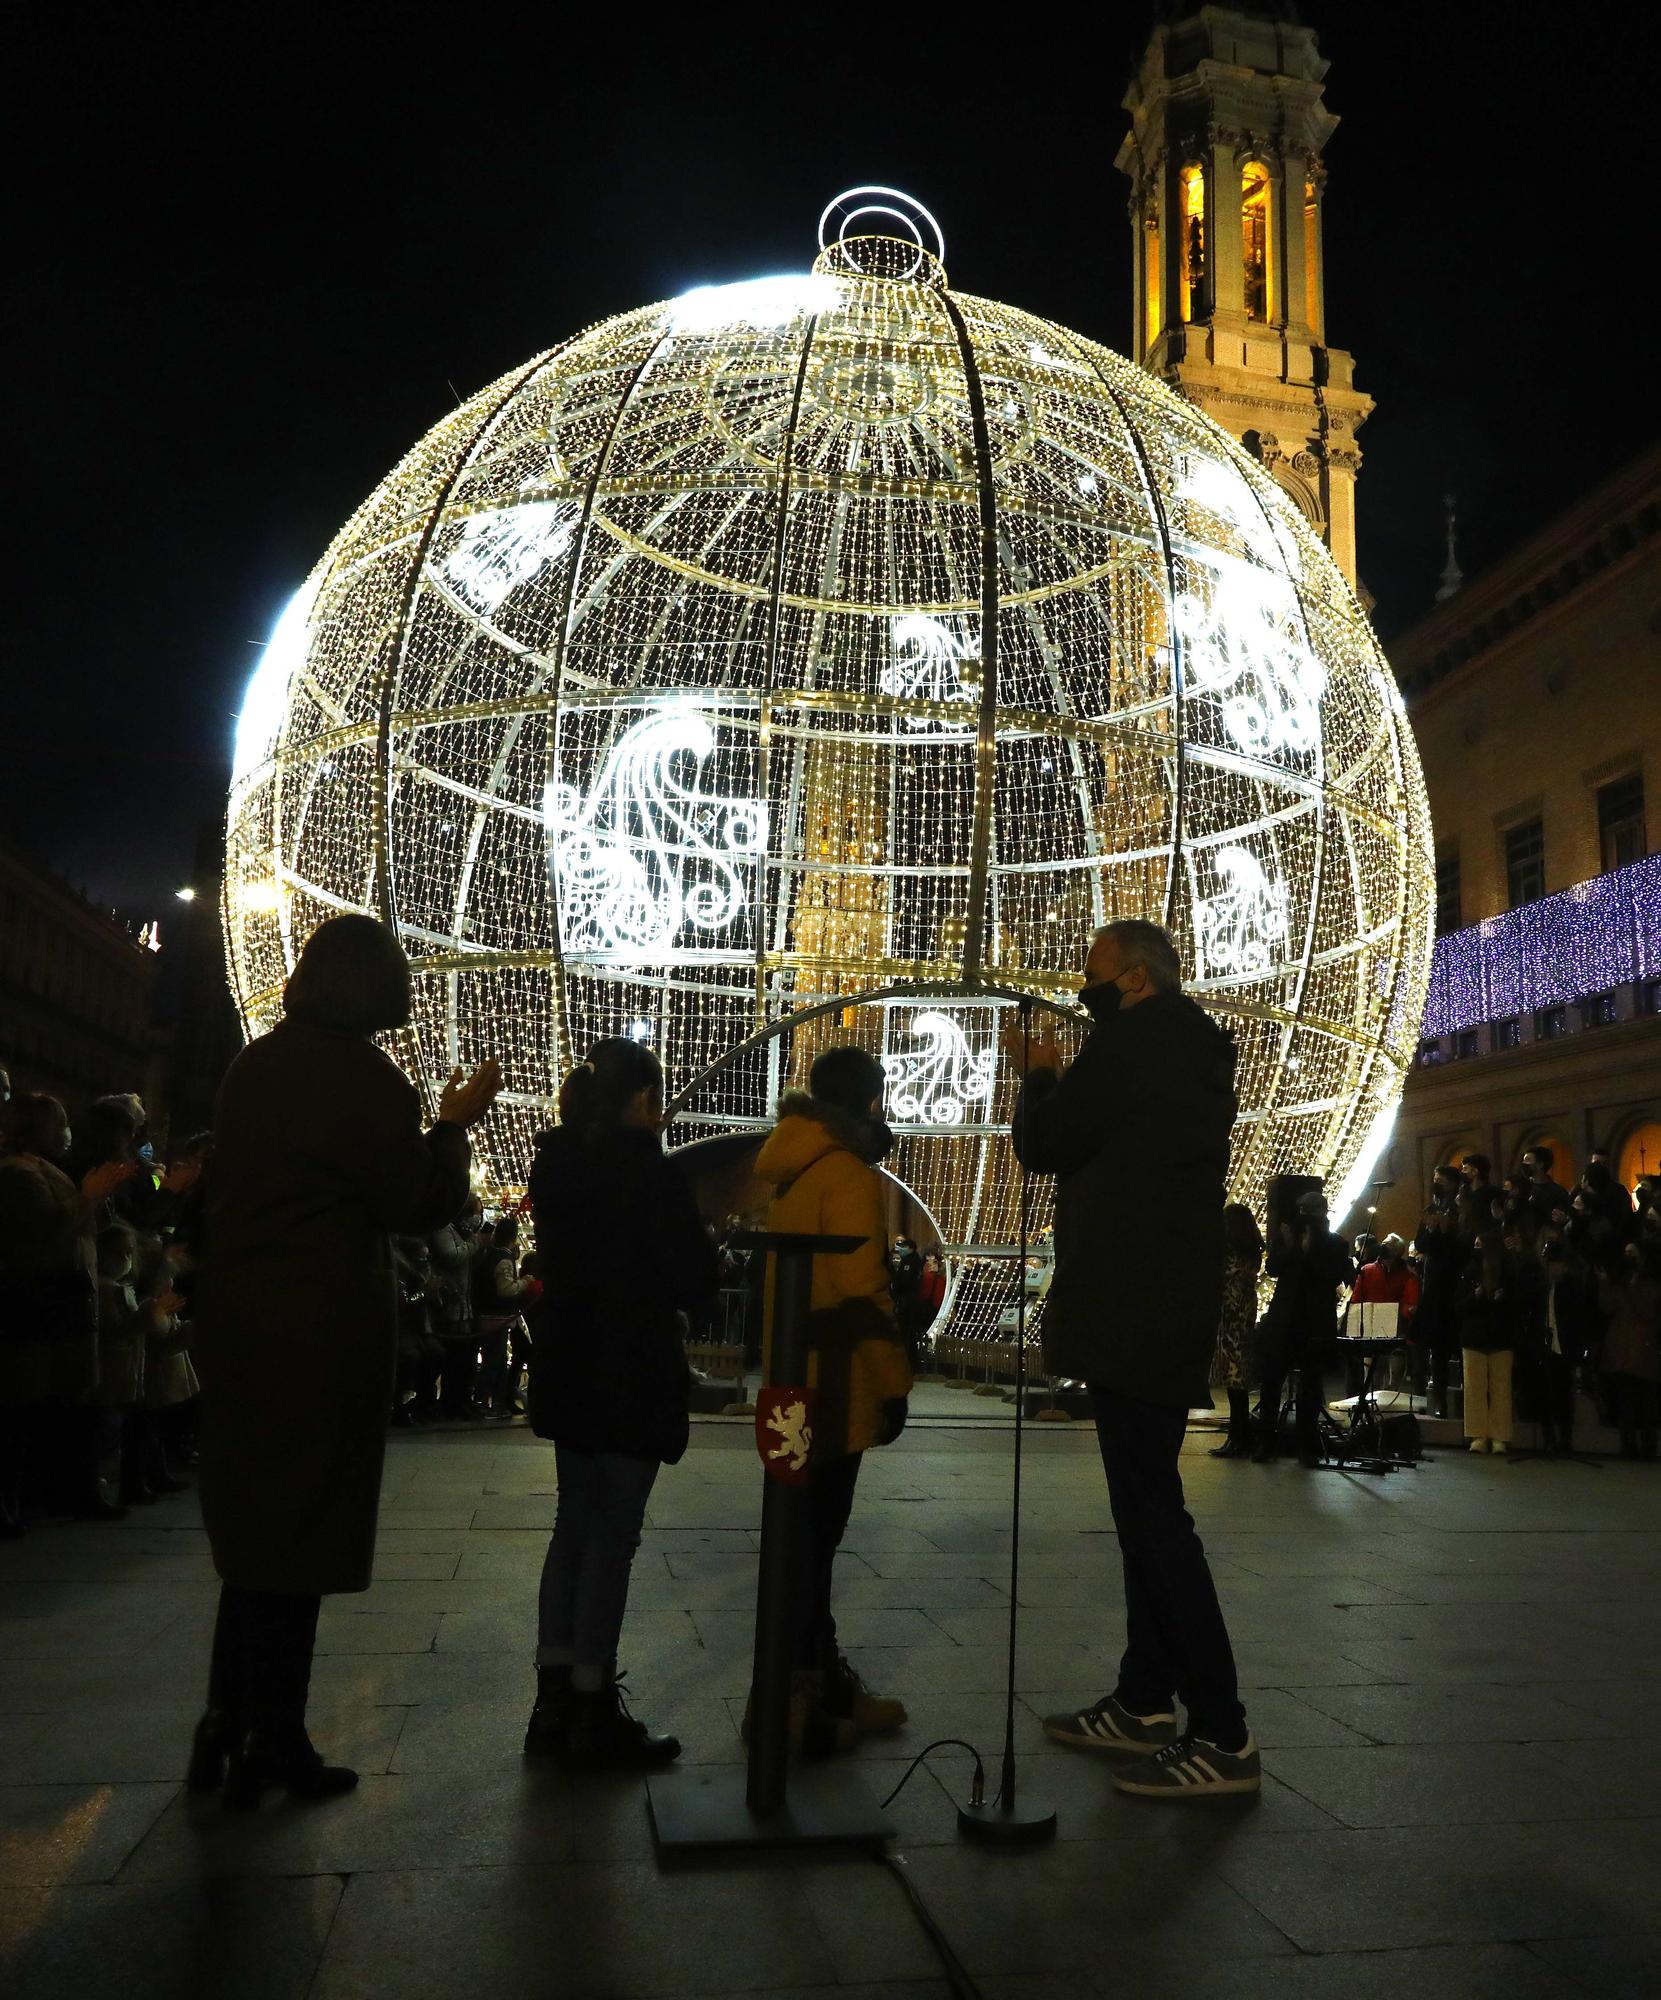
[224,195,1435,1337]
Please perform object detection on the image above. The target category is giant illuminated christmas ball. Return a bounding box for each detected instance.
[225,190,1434,1335]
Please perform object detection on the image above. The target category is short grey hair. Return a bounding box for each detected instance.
[1094,919,1184,992]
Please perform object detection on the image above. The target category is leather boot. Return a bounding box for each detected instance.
[821,1648,906,1735]
[555,1678,678,1774]
[185,1708,237,1792]
[523,1663,574,1757]
[223,1728,358,1810]
[787,1669,860,1757]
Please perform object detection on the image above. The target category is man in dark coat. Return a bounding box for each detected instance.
[1519,1146,1573,1232]
[191,914,499,1808]
[1008,919,1258,1799]
[1456,1153,1500,1242]
[1255,1191,1355,1464]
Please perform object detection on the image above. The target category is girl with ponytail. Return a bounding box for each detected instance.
[523,1037,717,1771]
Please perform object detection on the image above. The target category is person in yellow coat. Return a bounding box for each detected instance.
[755,1045,912,1753]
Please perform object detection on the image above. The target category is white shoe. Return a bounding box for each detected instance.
[1468,1437,1489,1453]
[1490,1439,1508,1455]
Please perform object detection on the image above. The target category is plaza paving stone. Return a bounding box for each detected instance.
[0,1410,1659,1998]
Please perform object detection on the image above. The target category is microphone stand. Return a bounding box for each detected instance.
[959,994,1058,1846]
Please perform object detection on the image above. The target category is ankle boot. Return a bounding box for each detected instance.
[821,1649,905,1735]
[185,1708,237,1792]
[223,1727,358,1810]
[787,1669,860,1757]
[523,1664,574,1757]
[555,1678,679,1774]
[1211,1392,1251,1457]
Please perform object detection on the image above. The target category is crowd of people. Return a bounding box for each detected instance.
[0,1065,210,1535]
[1203,1143,1661,1465]
[6,906,1660,1821]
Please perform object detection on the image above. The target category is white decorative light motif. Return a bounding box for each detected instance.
[882,1011,997,1126]
[1174,558,1326,760]
[445,501,577,613]
[879,615,976,724]
[545,709,764,962]
[1196,846,1290,980]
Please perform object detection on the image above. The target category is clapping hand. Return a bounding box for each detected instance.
[437,1059,503,1130]
[1000,1020,1061,1077]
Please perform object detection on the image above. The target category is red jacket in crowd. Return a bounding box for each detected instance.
[1351,1258,1420,1325]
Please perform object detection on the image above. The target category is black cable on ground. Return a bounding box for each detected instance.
[871,1739,990,1997]
[878,1849,984,2000]
[877,1736,986,1811]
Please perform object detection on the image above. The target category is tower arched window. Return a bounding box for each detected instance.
[1241,162,1272,321]
[1178,162,1206,320]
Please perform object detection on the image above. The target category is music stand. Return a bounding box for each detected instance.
[1315,1318,1419,1475]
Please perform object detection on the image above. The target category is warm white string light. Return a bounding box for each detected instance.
[223,193,1434,1339]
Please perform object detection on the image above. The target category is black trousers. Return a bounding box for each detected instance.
[436,1336,479,1416]
[793,1450,862,1669]
[1090,1387,1245,1747]
[1534,1351,1578,1450]
[206,1582,323,1739]
[1412,1304,1455,1415]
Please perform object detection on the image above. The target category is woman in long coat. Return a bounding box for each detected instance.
[190,916,498,1808]
[1209,1203,1264,1458]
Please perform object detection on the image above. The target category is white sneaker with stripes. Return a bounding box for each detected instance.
[1042,1694,1177,1755]
[1112,1731,1261,1797]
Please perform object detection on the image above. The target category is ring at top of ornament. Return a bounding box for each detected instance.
[815,187,947,286]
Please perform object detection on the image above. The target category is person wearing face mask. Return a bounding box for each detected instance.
[1255,1192,1355,1465]
[1006,920,1258,1799]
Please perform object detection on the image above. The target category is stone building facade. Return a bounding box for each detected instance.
[0,836,157,1113]
[1117,8,1661,1241]
[1369,446,1661,1240]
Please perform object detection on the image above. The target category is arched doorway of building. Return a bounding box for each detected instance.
[1615,1118,1661,1192]
[1514,1132,1576,1193]
[1435,1136,1483,1175]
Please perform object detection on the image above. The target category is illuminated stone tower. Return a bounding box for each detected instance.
[1118,7,1371,588]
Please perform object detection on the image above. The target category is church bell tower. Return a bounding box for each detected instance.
[1117,7,1371,589]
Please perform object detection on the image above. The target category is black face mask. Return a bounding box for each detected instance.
[1079,977,1127,1023]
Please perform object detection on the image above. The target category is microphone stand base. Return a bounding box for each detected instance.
[957,1797,1058,1847]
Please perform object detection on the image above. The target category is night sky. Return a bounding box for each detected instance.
[14,4,1657,914]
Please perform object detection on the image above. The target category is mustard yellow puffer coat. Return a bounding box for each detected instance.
[754,1093,913,1459]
